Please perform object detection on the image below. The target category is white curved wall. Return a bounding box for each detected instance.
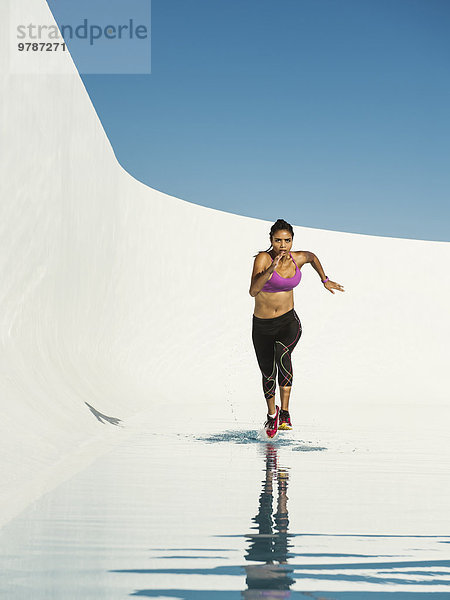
[1,0,449,527]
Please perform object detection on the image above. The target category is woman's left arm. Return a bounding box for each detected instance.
[295,251,345,294]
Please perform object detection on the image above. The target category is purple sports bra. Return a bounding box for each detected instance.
[261,252,302,293]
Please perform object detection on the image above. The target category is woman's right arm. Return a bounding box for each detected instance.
[249,253,278,297]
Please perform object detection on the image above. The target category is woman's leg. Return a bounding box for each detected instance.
[279,386,292,412]
[252,324,277,414]
[274,311,302,411]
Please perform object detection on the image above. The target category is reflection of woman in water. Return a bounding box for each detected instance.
[249,219,344,437]
[243,444,294,598]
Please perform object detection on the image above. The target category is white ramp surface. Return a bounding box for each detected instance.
[1,0,450,598]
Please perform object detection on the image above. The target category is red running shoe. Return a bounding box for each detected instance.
[279,409,292,430]
[264,406,280,439]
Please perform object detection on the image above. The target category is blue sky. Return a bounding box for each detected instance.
[49,0,450,241]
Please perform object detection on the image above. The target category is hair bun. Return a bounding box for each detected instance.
[270,219,294,238]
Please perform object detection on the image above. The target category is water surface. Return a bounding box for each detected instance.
[1,416,449,598]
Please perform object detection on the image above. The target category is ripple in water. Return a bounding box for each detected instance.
[197,430,327,451]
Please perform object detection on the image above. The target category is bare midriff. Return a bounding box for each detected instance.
[253,290,294,319]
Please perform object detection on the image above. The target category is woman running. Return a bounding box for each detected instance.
[249,219,344,438]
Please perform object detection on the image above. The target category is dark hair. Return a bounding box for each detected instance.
[255,219,294,256]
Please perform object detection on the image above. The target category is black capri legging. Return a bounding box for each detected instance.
[252,309,302,400]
